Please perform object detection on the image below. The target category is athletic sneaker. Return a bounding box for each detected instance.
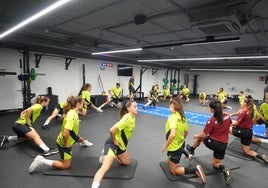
[195,165,206,184]
[29,155,44,173]
[223,166,233,185]
[188,153,194,161]
[96,108,103,112]
[261,154,268,163]
[186,144,195,155]
[184,149,194,161]
[0,135,8,148]
[99,149,104,164]
[43,148,59,156]
[80,140,93,147]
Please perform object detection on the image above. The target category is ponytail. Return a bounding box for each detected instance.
[170,96,186,122]
[35,95,49,104]
[63,95,74,116]
[244,97,254,119]
[209,100,223,124]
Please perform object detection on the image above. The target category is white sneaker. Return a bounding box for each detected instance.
[80,140,93,147]
[196,164,206,184]
[96,108,103,112]
[188,153,194,161]
[109,102,115,107]
[99,149,104,164]
[29,155,44,173]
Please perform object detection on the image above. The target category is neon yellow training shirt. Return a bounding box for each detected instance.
[110,86,122,98]
[15,103,43,124]
[114,113,136,151]
[56,109,80,147]
[81,90,91,105]
[260,102,268,119]
[165,112,188,151]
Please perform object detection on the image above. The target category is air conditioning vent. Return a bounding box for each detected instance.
[189,7,242,35]
[192,20,240,35]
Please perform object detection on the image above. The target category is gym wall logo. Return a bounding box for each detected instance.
[101,62,113,67]
[100,62,113,71]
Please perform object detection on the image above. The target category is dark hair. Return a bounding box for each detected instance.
[35,95,49,104]
[244,97,254,119]
[116,83,120,86]
[120,100,134,118]
[239,91,244,94]
[83,83,91,91]
[246,95,253,99]
[170,96,186,122]
[209,100,223,124]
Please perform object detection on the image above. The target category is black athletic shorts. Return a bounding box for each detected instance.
[103,138,126,157]
[129,87,136,95]
[204,136,227,159]
[111,97,120,104]
[167,142,185,164]
[232,127,253,146]
[57,144,72,160]
[12,123,33,138]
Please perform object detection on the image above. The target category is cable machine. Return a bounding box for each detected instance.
[20,49,35,109]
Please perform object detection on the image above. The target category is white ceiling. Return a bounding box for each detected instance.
[0,0,268,70]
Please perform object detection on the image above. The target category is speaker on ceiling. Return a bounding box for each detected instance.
[134,15,147,25]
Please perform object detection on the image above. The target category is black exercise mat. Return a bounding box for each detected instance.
[43,156,138,179]
[160,155,240,181]
[18,136,57,158]
[257,141,268,155]
[226,138,260,161]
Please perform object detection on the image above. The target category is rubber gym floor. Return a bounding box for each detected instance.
[0,97,267,188]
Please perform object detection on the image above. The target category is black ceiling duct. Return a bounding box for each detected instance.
[134,14,147,25]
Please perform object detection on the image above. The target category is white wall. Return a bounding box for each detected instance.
[0,48,166,110]
[0,49,23,110]
[2,47,267,110]
[185,71,267,101]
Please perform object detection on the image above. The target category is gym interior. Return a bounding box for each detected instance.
[0,1,268,188]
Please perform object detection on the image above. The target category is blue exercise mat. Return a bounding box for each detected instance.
[138,103,266,138]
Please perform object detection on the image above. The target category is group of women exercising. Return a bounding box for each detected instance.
[1,79,268,187]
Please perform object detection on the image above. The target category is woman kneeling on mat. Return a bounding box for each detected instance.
[161,96,206,184]
[42,95,79,130]
[186,100,233,185]
[229,97,268,164]
[0,96,58,156]
[91,100,138,188]
[29,96,93,173]
[81,83,103,112]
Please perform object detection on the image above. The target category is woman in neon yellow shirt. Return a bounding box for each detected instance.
[91,100,138,188]
[161,96,206,184]
[29,96,93,173]
[0,96,58,156]
[81,83,103,112]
